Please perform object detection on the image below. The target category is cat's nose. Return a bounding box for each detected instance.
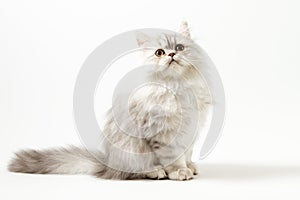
[168,53,176,58]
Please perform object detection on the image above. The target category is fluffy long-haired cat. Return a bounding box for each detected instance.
[8,21,211,181]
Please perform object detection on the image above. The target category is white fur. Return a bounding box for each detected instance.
[9,22,212,181]
[101,22,212,180]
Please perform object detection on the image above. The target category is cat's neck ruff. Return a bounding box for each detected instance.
[149,74,202,94]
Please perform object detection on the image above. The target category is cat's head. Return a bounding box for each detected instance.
[136,21,201,81]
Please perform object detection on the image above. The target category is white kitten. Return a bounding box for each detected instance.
[8,21,211,181]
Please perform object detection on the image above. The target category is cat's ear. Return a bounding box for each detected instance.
[136,32,150,46]
[178,21,191,39]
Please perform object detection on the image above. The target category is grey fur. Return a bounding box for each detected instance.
[8,146,144,179]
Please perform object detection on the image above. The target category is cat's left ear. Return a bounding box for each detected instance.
[178,21,191,39]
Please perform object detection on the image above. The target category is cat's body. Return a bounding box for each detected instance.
[8,22,211,180]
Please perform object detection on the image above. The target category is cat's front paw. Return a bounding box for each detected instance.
[187,162,199,175]
[146,168,167,180]
[167,168,193,181]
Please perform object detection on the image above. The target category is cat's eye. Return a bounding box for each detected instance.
[175,44,184,51]
[155,49,165,57]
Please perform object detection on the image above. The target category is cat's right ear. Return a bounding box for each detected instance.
[136,32,150,46]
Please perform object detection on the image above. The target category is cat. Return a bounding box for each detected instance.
[8,21,211,181]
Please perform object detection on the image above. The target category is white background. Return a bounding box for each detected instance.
[1,0,300,199]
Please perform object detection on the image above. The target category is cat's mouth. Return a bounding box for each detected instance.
[169,59,176,65]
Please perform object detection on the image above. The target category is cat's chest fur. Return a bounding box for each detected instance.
[128,81,203,137]
[129,82,198,122]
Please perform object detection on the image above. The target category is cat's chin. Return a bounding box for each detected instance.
[169,61,179,68]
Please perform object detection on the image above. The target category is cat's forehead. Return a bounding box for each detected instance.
[156,34,186,49]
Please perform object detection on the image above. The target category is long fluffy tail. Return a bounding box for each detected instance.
[8,146,143,180]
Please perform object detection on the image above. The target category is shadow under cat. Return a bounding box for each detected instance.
[196,163,300,181]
